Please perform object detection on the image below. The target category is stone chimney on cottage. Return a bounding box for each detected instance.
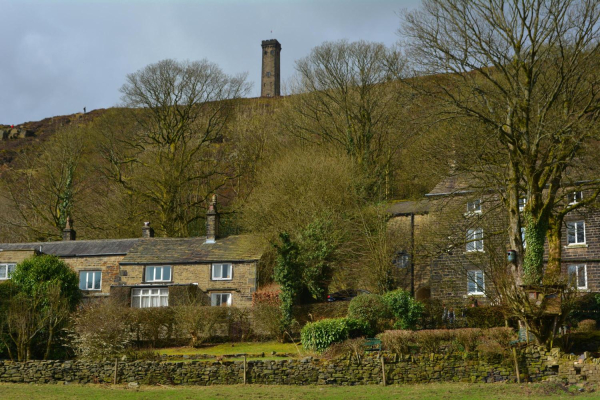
[142,222,154,238]
[205,194,219,244]
[62,217,76,241]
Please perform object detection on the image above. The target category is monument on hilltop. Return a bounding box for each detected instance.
[261,39,281,97]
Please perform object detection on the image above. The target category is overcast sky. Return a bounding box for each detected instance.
[0,0,421,125]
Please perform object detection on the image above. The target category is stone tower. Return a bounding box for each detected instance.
[261,39,281,97]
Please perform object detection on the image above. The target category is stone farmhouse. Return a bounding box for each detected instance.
[390,175,600,308]
[0,196,265,308]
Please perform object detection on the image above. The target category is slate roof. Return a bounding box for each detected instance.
[0,235,265,264]
[0,239,141,257]
[120,235,265,265]
[387,199,430,216]
[426,173,473,196]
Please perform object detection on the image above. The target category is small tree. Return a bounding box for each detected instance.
[3,255,80,360]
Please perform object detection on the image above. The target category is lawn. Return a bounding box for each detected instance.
[155,341,304,357]
[0,382,595,399]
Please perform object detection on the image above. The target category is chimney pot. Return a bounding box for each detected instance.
[206,194,219,243]
[62,217,76,241]
[142,222,154,238]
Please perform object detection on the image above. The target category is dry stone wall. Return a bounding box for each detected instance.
[1,347,600,386]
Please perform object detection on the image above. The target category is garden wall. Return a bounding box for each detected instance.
[0,347,598,386]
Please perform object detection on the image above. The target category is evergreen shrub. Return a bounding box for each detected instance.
[347,293,390,333]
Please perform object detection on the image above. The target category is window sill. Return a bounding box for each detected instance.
[464,251,485,254]
[565,244,588,249]
[466,293,486,297]
[211,278,233,281]
[144,280,173,284]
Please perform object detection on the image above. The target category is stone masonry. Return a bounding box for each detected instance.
[0,347,598,386]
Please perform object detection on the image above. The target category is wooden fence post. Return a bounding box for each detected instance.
[381,356,386,386]
[113,358,118,384]
[244,355,247,385]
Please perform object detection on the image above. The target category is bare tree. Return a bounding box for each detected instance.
[100,59,250,237]
[283,40,409,199]
[0,124,91,241]
[401,0,600,344]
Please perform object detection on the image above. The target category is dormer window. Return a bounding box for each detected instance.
[467,199,481,214]
[568,191,583,205]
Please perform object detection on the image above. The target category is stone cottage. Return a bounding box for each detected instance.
[0,196,265,308]
[389,174,600,307]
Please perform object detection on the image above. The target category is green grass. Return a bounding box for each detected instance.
[155,341,304,357]
[0,382,596,399]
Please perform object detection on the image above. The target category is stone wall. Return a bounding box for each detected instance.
[1,347,599,386]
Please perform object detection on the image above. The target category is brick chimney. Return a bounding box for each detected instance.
[142,222,154,238]
[205,194,219,244]
[62,217,76,241]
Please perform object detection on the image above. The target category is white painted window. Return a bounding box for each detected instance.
[568,264,587,290]
[131,288,169,308]
[519,197,527,212]
[79,271,101,290]
[467,199,481,214]
[211,293,232,307]
[567,221,586,245]
[0,263,16,280]
[212,263,232,280]
[394,252,410,268]
[568,191,583,205]
[466,228,484,252]
[467,270,485,295]
[521,227,526,249]
[145,266,171,282]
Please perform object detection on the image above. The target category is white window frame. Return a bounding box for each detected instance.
[467,199,482,214]
[521,227,526,249]
[79,270,102,291]
[568,264,587,290]
[568,191,583,205]
[466,228,484,252]
[211,292,232,307]
[519,197,527,212]
[131,287,169,308]
[0,263,16,280]
[567,221,586,245]
[394,252,410,268]
[211,263,232,280]
[467,270,485,295]
[145,266,172,282]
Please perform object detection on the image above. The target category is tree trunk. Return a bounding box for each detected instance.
[44,326,54,360]
[545,217,562,285]
[522,212,548,286]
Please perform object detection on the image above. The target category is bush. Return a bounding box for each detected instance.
[462,306,506,328]
[418,299,445,329]
[174,306,228,346]
[578,319,597,332]
[379,327,516,355]
[454,328,482,352]
[413,329,453,353]
[347,294,390,334]
[382,290,423,330]
[300,317,371,353]
[301,318,349,353]
[129,307,178,347]
[379,330,414,354]
[322,337,366,361]
[70,300,132,359]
